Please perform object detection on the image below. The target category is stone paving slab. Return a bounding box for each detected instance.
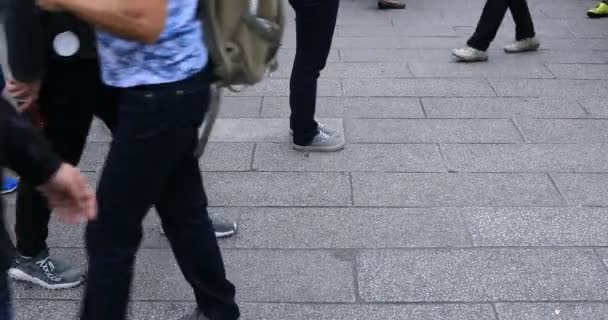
[494,303,608,320]
[490,79,608,98]
[231,207,472,249]
[343,78,496,97]
[516,119,608,143]
[551,173,608,206]
[441,144,608,173]
[579,98,608,118]
[422,97,585,119]
[352,173,563,207]
[204,172,352,207]
[261,97,425,119]
[210,118,344,143]
[272,62,414,79]
[253,143,445,172]
[357,249,608,302]
[218,97,263,118]
[347,119,522,143]
[409,61,554,78]
[546,63,608,80]
[463,207,608,246]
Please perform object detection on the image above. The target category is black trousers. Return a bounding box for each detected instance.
[467,0,536,51]
[288,0,340,145]
[15,59,119,257]
[81,71,239,320]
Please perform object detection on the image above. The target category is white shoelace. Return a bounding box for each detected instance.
[35,257,62,282]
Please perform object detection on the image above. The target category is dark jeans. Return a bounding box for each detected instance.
[0,276,11,320]
[288,0,340,145]
[467,0,536,51]
[80,71,239,320]
[15,59,118,257]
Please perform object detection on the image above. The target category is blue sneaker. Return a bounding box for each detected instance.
[1,177,18,195]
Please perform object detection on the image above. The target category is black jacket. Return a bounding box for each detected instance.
[0,97,61,271]
[4,0,98,82]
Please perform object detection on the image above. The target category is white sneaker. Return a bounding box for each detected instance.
[451,47,488,62]
[504,37,540,53]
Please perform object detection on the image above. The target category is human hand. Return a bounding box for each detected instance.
[38,164,97,224]
[7,80,41,113]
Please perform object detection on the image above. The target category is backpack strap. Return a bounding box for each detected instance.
[194,85,222,158]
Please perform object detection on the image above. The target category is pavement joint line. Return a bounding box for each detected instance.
[45,246,608,251]
[593,248,608,275]
[203,170,608,174]
[510,118,528,143]
[348,172,355,207]
[491,303,501,320]
[435,144,452,173]
[257,96,264,117]
[249,143,257,171]
[577,101,593,116]
[418,97,428,118]
[546,173,569,205]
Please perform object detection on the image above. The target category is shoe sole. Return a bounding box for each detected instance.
[1,186,17,195]
[451,52,488,62]
[160,223,238,239]
[293,140,346,152]
[8,268,83,290]
[504,45,540,54]
[215,222,238,239]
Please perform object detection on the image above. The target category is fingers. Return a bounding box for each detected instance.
[17,98,36,113]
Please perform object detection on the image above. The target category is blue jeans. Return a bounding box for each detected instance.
[80,70,239,320]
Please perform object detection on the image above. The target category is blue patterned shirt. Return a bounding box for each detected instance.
[96,0,207,88]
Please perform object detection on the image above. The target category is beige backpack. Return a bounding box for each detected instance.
[195,0,285,157]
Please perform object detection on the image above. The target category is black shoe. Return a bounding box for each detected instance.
[378,0,406,9]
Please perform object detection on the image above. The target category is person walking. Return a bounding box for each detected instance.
[452,0,540,62]
[0,92,97,320]
[36,0,240,319]
[289,0,345,152]
[4,0,237,291]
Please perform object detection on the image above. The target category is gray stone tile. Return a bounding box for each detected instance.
[241,303,496,320]
[490,79,608,98]
[547,63,608,80]
[278,48,340,64]
[337,25,458,37]
[499,49,608,64]
[209,118,343,142]
[441,144,608,173]
[80,142,110,172]
[552,174,608,206]
[331,37,464,50]
[14,300,79,320]
[261,97,424,118]
[225,79,341,97]
[352,173,563,207]
[218,97,262,118]
[13,248,355,303]
[495,303,608,320]
[87,118,112,142]
[464,207,608,246]
[343,78,496,97]
[199,143,253,172]
[579,98,608,118]
[272,62,414,79]
[540,38,608,51]
[253,143,445,172]
[516,119,608,143]
[204,172,352,206]
[340,49,450,63]
[226,250,356,302]
[233,207,471,248]
[347,119,522,143]
[358,249,608,302]
[410,61,554,78]
[423,97,585,119]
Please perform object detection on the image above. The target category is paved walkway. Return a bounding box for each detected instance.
[6,0,608,319]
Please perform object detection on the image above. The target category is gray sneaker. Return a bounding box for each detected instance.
[452,47,489,62]
[210,213,238,238]
[179,310,210,320]
[293,129,345,152]
[160,213,237,239]
[290,123,339,137]
[8,250,83,290]
[504,37,540,53]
